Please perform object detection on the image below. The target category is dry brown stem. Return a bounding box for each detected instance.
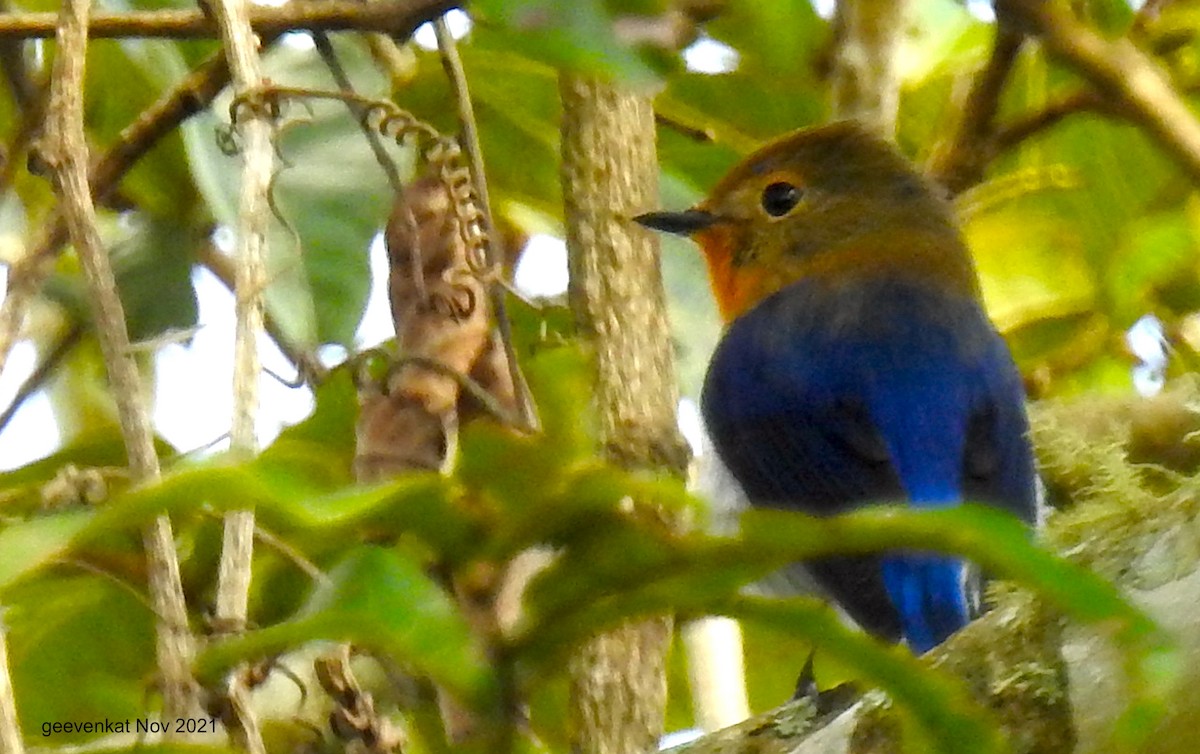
[44,0,196,724]
[0,617,23,754]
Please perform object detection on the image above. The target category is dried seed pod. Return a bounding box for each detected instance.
[354,176,491,481]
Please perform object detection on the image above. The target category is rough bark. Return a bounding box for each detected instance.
[560,73,689,754]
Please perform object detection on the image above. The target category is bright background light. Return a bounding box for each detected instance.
[0,226,574,471]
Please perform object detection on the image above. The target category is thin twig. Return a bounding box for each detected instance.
[209,0,273,748]
[0,323,82,433]
[0,0,38,109]
[993,89,1107,150]
[1132,0,1175,36]
[199,508,328,585]
[310,31,404,193]
[992,74,1200,156]
[0,0,458,40]
[0,0,45,198]
[196,242,325,384]
[654,112,713,143]
[0,613,22,754]
[58,558,160,617]
[434,17,539,433]
[45,0,197,725]
[251,522,328,586]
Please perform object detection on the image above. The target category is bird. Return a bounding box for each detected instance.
[635,121,1038,653]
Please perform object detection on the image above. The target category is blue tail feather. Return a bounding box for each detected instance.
[881,554,969,653]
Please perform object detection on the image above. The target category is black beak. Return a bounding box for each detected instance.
[633,209,719,236]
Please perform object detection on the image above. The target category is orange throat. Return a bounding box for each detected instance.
[696,226,768,322]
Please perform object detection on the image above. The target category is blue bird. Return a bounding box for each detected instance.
[637,122,1038,652]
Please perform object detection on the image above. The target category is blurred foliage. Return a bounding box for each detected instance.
[3,0,1200,751]
[0,330,1173,752]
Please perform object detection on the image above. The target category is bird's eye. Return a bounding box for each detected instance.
[761,182,801,217]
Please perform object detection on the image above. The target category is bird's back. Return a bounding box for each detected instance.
[702,273,1037,643]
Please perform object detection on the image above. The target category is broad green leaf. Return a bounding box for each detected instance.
[83,38,200,219]
[77,453,476,560]
[704,0,826,84]
[398,38,564,218]
[517,504,1171,741]
[1107,209,1200,324]
[256,368,358,494]
[0,424,173,505]
[7,576,155,739]
[967,206,1096,333]
[456,344,595,505]
[264,474,478,560]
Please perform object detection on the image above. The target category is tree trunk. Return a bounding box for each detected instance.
[559,73,689,754]
[830,0,910,136]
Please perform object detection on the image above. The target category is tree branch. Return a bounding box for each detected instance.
[993,89,1107,151]
[209,0,275,749]
[560,73,688,754]
[998,0,1200,184]
[44,0,197,725]
[927,26,1024,194]
[0,0,458,40]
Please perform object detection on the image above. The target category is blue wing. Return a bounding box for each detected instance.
[702,277,1036,651]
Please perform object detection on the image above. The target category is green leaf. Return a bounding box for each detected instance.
[517,504,1171,744]
[84,37,200,219]
[112,216,201,342]
[728,596,1005,754]
[264,474,479,560]
[456,344,595,506]
[0,425,173,510]
[966,205,1096,333]
[1107,209,1200,324]
[256,367,358,494]
[0,511,93,591]
[181,38,396,346]
[197,546,498,714]
[705,0,826,83]
[470,0,658,84]
[7,576,156,742]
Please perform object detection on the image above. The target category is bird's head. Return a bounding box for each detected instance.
[636,121,979,321]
